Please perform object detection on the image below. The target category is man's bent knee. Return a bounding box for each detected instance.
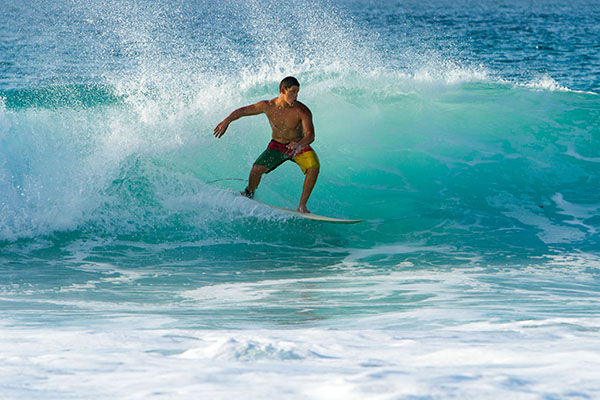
[251,164,269,174]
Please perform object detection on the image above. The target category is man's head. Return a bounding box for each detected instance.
[280,76,300,93]
[279,76,300,105]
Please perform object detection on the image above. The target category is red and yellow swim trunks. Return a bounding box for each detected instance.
[254,140,320,174]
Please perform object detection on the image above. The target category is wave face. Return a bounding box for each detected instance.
[2,0,599,259]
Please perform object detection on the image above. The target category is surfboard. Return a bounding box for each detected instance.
[257,202,363,224]
[219,187,362,224]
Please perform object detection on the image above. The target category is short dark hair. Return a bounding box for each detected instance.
[280,76,300,92]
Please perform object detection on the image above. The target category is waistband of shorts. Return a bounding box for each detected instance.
[267,140,313,156]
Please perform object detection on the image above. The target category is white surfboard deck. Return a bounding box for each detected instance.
[259,202,363,224]
[224,188,362,224]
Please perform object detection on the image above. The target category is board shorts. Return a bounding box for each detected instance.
[254,140,320,175]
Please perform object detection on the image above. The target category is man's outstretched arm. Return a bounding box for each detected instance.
[213,101,268,138]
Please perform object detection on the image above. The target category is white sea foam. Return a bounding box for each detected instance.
[551,193,600,234]
[342,243,458,265]
[1,319,599,399]
[563,142,600,163]
[523,75,570,92]
[488,193,588,244]
[521,75,596,94]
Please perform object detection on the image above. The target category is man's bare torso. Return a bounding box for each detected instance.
[263,98,308,144]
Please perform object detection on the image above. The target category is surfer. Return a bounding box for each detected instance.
[213,76,320,214]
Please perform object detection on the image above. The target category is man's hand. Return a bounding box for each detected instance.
[213,119,230,138]
[286,141,303,157]
[213,102,267,139]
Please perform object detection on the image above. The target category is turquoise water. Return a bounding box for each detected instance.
[1,0,600,398]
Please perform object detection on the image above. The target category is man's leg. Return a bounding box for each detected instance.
[245,164,269,197]
[298,167,319,213]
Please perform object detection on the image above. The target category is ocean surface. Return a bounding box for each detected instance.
[1,0,600,398]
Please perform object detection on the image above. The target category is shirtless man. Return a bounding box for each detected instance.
[213,76,320,213]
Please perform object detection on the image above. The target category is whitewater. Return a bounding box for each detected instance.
[1,0,600,398]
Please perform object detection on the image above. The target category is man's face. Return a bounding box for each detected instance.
[282,85,299,105]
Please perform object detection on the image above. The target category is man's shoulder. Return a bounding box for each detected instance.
[256,99,272,107]
[245,99,273,114]
[258,98,278,109]
[295,101,312,116]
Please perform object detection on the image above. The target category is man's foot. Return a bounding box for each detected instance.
[240,188,254,199]
[297,205,310,214]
